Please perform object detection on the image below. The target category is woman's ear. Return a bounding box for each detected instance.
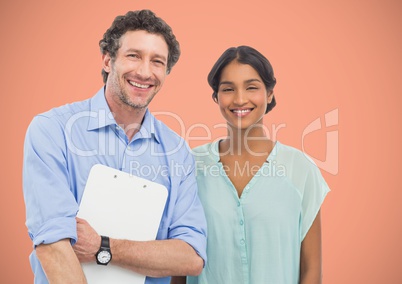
[267,90,274,104]
[213,92,219,104]
[102,53,112,73]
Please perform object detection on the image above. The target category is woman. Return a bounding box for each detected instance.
[172,46,329,284]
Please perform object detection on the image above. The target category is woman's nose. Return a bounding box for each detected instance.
[233,90,248,105]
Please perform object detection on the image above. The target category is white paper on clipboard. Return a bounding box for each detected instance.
[77,164,168,284]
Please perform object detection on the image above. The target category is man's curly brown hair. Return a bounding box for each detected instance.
[99,10,181,83]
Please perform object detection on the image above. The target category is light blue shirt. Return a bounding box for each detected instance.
[188,141,329,284]
[23,87,207,284]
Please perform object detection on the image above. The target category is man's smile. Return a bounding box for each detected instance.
[128,80,151,89]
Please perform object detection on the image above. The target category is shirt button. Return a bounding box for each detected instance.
[240,239,245,245]
[237,201,240,207]
[240,220,244,225]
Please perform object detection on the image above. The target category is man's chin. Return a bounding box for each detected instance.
[122,99,150,110]
[119,91,157,110]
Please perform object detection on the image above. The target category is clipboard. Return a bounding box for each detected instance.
[77,164,168,284]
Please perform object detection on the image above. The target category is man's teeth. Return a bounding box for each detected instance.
[129,81,150,88]
[233,109,251,113]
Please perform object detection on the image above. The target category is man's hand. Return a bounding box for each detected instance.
[74,218,204,277]
[73,217,101,263]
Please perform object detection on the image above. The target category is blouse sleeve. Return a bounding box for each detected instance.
[300,161,330,240]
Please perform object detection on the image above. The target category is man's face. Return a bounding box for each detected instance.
[104,30,169,110]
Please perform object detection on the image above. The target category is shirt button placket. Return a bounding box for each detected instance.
[237,200,249,283]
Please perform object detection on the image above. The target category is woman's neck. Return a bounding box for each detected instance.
[221,124,271,157]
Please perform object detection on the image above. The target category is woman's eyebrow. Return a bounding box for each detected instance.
[219,79,261,86]
[244,78,262,83]
[219,81,233,86]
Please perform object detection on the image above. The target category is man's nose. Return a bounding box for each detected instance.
[136,61,152,79]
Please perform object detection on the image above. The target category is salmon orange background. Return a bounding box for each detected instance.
[1,0,401,283]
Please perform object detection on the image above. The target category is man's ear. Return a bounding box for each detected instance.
[267,90,274,104]
[102,53,112,73]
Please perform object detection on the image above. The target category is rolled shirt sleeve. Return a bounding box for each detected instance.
[23,115,78,246]
[159,149,208,265]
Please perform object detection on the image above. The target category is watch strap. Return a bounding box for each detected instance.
[100,235,110,249]
[96,235,112,265]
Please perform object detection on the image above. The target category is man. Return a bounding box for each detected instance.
[23,10,207,283]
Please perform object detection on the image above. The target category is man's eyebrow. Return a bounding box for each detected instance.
[124,48,140,53]
[124,48,167,62]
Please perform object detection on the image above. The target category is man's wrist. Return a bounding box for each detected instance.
[95,236,112,265]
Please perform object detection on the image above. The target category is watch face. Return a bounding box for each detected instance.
[97,250,111,264]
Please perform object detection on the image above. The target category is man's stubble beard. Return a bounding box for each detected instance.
[118,88,157,110]
[109,69,158,111]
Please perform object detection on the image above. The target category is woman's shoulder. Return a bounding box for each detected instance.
[192,142,213,154]
[275,141,330,197]
[191,141,220,164]
[274,141,318,171]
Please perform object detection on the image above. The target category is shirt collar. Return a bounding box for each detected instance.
[212,139,279,163]
[135,108,161,143]
[87,87,116,131]
[212,140,221,163]
[87,86,160,144]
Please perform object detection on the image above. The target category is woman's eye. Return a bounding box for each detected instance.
[221,88,233,92]
[247,86,258,90]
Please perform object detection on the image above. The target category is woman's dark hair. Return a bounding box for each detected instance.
[99,10,181,83]
[207,45,277,114]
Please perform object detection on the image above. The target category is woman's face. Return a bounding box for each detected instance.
[216,60,273,130]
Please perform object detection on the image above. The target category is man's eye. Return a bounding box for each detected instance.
[154,60,165,66]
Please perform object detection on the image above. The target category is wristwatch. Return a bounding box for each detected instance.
[95,236,112,265]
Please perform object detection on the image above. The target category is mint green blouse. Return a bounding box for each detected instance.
[188,141,330,284]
